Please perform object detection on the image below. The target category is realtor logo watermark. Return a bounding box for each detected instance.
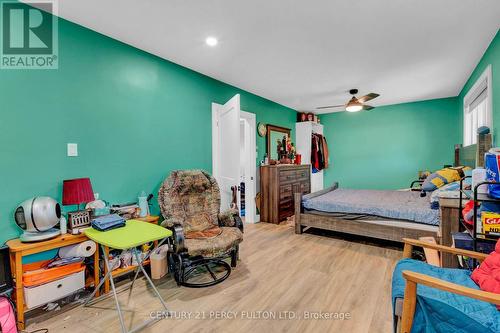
[1,0,58,69]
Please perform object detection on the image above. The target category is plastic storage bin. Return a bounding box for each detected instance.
[24,270,85,309]
[23,262,85,287]
[150,245,169,279]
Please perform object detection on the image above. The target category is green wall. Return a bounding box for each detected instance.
[458,30,500,144]
[0,6,297,245]
[321,97,459,189]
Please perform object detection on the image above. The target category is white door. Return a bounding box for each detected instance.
[212,95,241,211]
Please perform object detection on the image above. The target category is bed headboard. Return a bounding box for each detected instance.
[455,133,492,168]
[455,144,476,168]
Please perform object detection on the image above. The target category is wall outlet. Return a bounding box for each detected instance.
[67,143,78,157]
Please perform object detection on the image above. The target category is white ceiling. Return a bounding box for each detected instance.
[45,0,500,112]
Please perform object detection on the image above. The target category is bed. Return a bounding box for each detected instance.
[294,185,441,242]
[294,144,476,244]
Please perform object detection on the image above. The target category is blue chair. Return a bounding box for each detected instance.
[392,238,500,333]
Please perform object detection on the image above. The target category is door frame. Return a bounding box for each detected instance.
[240,110,257,224]
[212,102,221,179]
[212,104,258,223]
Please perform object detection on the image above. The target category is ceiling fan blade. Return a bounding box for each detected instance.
[316,104,345,110]
[357,93,380,103]
[362,105,375,111]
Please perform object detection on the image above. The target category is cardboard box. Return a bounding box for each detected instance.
[482,212,500,236]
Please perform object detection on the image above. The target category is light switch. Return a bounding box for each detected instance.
[67,143,78,157]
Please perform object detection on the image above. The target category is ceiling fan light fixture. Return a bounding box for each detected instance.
[346,98,362,112]
[346,105,363,112]
[316,89,379,113]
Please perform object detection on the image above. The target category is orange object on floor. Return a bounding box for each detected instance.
[23,262,85,287]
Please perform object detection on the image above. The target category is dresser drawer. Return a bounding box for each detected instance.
[279,202,294,220]
[295,169,309,181]
[279,170,297,183]
[300,182,310,194]
[279,184,293,201]
[279,199,293,211]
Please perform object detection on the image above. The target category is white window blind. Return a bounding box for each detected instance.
[463,66,492,147]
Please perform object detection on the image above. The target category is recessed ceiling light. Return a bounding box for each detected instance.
[205,37,218,47]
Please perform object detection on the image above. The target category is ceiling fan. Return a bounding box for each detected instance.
[316,89,380,112]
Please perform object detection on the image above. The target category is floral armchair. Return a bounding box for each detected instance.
[158,169,243,287]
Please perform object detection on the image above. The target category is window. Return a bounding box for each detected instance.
[463,65,492,146]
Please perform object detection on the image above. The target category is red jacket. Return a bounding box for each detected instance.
[471,240,500,308]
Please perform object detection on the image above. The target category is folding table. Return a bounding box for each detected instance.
[84,220,172,333]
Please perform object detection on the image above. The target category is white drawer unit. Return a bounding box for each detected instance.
[24,270,85,309]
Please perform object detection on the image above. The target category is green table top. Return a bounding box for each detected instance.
[84,220,172,249]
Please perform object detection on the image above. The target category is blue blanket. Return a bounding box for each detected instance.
[392,259,500,333]
[302,188,439,225]
[91,214,126,231]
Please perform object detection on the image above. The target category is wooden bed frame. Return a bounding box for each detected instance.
[294,191,442,242]
[294,144,476,252]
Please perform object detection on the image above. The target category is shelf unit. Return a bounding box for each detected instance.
[458,177,500,251]
[6,233,100,330]
[102,246,153,294]
[111,259,151,278]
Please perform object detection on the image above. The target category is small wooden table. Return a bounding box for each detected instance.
[6,233,100,330]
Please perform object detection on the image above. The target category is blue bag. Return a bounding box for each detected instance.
[485,149,500,199]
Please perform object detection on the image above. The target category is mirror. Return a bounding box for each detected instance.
[266,125,291,161]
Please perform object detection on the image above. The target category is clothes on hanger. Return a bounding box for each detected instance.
[311,133,329,173]
[311,134,320,172]
[321,135,329,169]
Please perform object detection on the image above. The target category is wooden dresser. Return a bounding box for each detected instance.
[260,164,311,224]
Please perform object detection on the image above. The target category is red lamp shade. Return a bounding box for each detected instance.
[62,178,95,206]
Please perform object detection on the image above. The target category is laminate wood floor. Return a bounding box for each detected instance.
[26,222,402,333]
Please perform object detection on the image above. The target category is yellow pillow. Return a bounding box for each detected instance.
[422,166,471,191]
